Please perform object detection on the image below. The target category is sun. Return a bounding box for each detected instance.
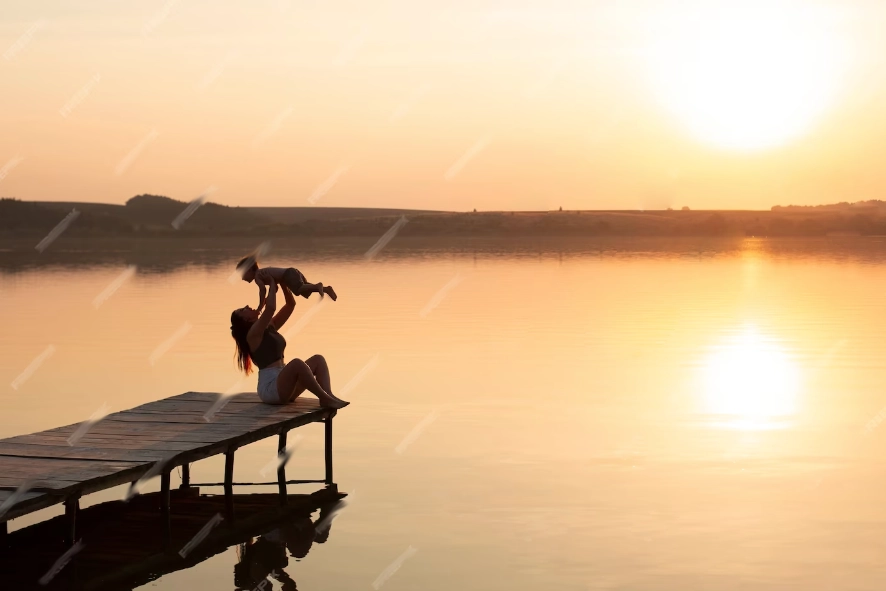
[647,0,848,151]
[701,326,801,428]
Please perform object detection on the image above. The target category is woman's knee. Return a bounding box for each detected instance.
[306,354,326,366]
[285,358,309,373]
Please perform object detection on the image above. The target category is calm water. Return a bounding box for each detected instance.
[4,237,886,590]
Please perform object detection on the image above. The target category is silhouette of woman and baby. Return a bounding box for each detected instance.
[230,257,350,409]
[234,501,342,591]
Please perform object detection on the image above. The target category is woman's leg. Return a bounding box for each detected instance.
[276,359,347,408]
[305,354,332,395]
[304,354,348,403]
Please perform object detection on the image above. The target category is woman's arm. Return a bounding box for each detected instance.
[247,279,278,351]
[271,281,296,329]
[256,282,267,312]
[254,270,267,311]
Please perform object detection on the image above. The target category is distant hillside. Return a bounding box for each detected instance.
[3,195,264,234]
[772,200,886,212]
[0,198,131,233]
[8,196,886,243]
[29,198,439,229]
[121,194,264,231]
[247,206,442,224]
[21,194,264,233]
[3,196,448,241]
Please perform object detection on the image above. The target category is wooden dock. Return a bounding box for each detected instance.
[0,392,339,543]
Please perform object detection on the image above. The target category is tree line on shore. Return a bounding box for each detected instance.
[4,195,886,239]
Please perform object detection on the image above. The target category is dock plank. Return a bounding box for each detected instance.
[0,442,193,462]
[4,432,226,447]
[0,457,144,486]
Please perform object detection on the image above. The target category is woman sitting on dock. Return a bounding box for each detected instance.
[230,277,349,409]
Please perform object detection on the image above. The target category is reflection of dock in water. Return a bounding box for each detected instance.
[0,486,345,590]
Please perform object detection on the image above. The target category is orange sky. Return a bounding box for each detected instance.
[1,0,884,211]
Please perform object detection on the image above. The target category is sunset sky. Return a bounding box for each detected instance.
[1,0,885,211]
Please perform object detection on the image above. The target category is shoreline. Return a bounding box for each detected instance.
[4,235,886,273]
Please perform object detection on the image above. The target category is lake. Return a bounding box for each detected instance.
[3,237,886,590]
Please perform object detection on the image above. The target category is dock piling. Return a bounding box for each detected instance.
[160,470,171,546]
[277,430,288,505]
[224,447,236,522]
[180,463,190,489]
[324,416,334,485]
[64,496,79,546]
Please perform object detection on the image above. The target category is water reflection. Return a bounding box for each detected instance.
[6,236,886,274]
[6,241,886,589]
[0,489,345,590]
[234,502,341,591]
[700,325,801,430]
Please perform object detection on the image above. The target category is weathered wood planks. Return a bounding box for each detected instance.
[0,391,335,522]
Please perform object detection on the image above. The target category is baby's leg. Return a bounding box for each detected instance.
[296,282,324,299]
[285,268,336,300]
[282,268,311,299]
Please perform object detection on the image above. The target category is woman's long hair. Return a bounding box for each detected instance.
[231,311,254,375]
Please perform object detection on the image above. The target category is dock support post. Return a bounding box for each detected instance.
[324,415,334,485]
[161,470,171,546]
[180,463,190,489]
[224,447,236,522]
[277,430,288,505]
[64,496,79,546]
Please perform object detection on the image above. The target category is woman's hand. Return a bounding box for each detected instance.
[265,279,278,311]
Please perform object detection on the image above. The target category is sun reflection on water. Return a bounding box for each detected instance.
[701,326,801,430]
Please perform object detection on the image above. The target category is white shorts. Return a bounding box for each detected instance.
[257,366,285,404]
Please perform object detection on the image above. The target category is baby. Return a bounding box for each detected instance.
[237,256,337,311]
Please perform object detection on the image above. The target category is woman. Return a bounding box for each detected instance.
[231,277,349,408]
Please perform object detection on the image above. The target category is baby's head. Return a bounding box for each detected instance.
[236,256,259,282]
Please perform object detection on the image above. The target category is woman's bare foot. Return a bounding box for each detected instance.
[317,283,325,299]
[324,285,337,301]
[322,398,350,409]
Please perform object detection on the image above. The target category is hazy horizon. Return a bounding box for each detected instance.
[18,195,885,212]
[2,1,886,211]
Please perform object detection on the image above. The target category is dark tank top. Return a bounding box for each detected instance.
[250,325,286,369]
